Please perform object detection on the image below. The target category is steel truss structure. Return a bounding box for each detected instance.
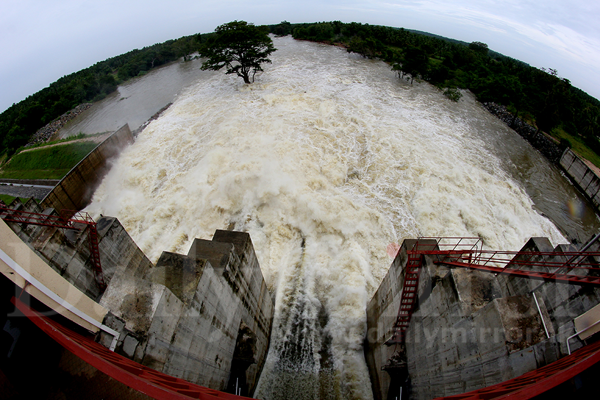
[0,205,106,290]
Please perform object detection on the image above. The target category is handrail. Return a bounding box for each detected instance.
[0,248,119,351]
[567,318,600,355]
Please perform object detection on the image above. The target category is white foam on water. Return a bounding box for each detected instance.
[86,36,565,399]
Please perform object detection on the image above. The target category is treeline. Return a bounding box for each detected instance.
[0,34,203,156]
[270,21,600,156]
[4,21,600,160]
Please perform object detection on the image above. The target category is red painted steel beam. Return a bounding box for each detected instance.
[433,337,600,399]
[441,261,600,286]
[11,297,249,400]
[1,206,107,290]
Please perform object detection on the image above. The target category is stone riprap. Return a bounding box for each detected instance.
[26,103,93,146]
[0,182,52,200]
[483,102,564,163]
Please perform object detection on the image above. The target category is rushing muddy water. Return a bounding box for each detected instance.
[85,36,599,399]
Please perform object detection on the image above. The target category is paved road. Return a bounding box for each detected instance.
[0,183,52,200]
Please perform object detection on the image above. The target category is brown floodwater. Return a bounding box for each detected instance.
[82,36,600,399]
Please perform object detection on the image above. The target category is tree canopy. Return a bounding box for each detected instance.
[0,33,202,156]
[282,21,600,159]
[199,21,276,84]
[3,20,600,163]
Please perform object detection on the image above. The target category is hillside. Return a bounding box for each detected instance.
[2,21,599,165]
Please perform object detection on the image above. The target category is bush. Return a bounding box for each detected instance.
[443,87,462,102]
[559,138,571,149]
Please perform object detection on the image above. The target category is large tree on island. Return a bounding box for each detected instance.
[199,21,276,84]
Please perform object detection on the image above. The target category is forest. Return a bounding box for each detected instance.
[1,21,599,162]
[272,21,600,159]
[0,33,203,157]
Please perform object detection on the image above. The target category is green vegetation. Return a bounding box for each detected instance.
[0,34,203,156]
[443,87,462,102]
[199,21,276,84]
[0,195,31,205]
[270,21,600,164]
[14,132,91,153]
[3,20,600,168]
[551,126,600,167]
[0,142,97,179]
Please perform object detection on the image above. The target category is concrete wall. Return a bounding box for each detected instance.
[365,239,440,400]
[365,237,600,400]
[2,196,274,396]
[41,124,133,212]
[0,218,108,332]
[99,229,274,396]
[560,149,600,210]
[497,236,600,356]
[1,199,150,301]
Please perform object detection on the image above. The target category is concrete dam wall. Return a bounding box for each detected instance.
[365,237,600,399]
[3,120,600,399]
[41,124,134,212]
[2,197,273,396]
[561,149,600,211]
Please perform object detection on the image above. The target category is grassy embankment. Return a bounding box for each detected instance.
[0,141,97,180]
[0,195,30,204]
[0,141,98,204]
[549,127,600,167]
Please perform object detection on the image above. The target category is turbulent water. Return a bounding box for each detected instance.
[86,36,597,399]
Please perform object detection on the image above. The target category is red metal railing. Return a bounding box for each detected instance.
[386,237,600,345]
[385,239,440,345]
[11,296,250,400]
[0,205,106,290]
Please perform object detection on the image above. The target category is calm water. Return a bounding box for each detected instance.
[57,56,209,137]
[84,36,599,399]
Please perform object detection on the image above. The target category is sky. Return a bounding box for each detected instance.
[1,0,599,112]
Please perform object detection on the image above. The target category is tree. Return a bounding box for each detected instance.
[403,47,429,84]
[469,41,489,56]
[273,21,292,37]
[347,37,381,58]
[199,21,277,84]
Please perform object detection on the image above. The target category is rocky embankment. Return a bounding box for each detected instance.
[26,103,93,146]
[132,103,172,137]
[483,102,565,163]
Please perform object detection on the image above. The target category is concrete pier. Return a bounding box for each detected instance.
[365,237,600,399]
[1,195,274,396]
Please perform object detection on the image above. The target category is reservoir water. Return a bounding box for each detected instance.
[84,36,599,399]
[57,56,208,138]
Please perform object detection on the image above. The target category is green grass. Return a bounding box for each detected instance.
[0,195,31,205]
[15,132,107,153]
[550,127,600,168]
[0,169,73,179]
[0,142,98,180]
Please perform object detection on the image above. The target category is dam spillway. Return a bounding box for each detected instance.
[2,35,600,399]
[83,35,577,398]
[3,195,600,399]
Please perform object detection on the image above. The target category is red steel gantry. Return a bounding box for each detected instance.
[386,237,600,345]
[0,205,106,290]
